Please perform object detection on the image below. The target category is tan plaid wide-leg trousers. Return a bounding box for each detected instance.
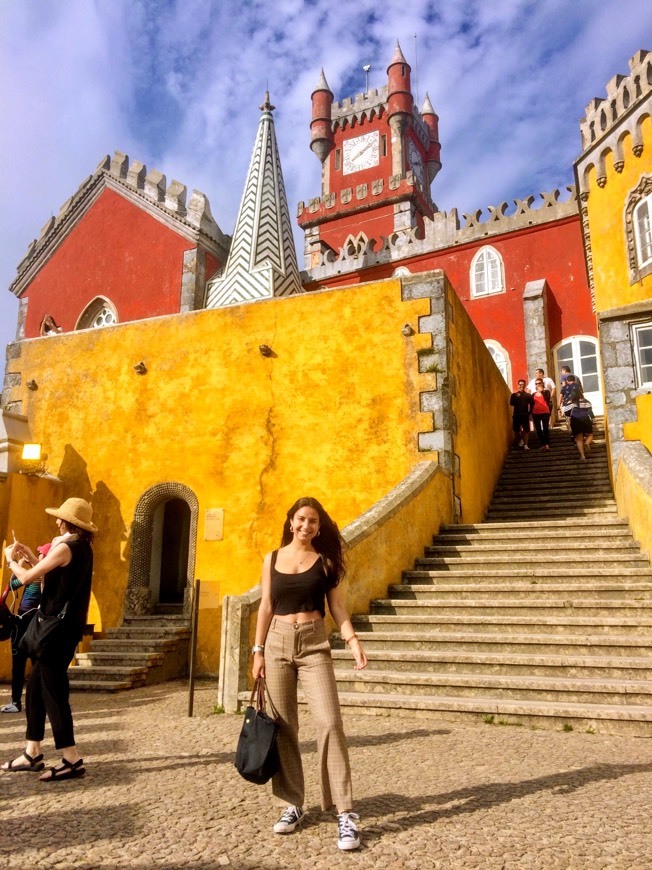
[264,617,353,812]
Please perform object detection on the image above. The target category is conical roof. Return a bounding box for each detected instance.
[205,93,302,308]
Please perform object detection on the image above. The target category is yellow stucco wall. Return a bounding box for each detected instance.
[4,278,438,674]
[446,284,513,521]
[624,394,652,452]
[586,116,652,314]
[615,443,652,559]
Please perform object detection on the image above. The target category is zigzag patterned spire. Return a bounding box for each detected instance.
[205,92,302,308]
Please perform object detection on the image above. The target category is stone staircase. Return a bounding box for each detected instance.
[327,422,652,734]
[68,611,191,692]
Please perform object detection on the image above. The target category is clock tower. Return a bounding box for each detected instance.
[298,42,441,269]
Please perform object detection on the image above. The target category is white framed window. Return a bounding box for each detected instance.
[632,321,652,386]
[484,339,511,386]
[470,246,505,298]
[634,194,652,269]
[75,296,119,331]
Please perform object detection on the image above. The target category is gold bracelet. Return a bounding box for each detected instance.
[344,633,358,644]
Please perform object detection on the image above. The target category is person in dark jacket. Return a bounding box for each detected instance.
[2,498,97,781]
[510,380,535,449]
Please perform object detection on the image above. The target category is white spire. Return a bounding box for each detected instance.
[205,93,302,308]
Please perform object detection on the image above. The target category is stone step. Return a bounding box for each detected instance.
[91,637,183,652]
[69,679,138,692]
[485,506,619,519]
[390,582,652,600]
[298,691,652,735]
[416,553,648,567]
[427,541,639,554]
[370,598,652,617]
[330,648,652,679]
[349,613,652,635]
[402,567,652,580]
[331,669,652,706]
[341,630,652,656]
[68,665,148,683]
[439,518,629,533]
[75,651,165,667]
[104,627,190,641]
[123,615,190,628]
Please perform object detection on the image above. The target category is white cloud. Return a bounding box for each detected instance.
[1,0,650,386]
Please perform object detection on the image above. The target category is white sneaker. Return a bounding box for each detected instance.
[0,702,21,713]
[273,805,305,834]
[337,811,360,851]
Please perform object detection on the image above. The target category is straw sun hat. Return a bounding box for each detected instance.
[45,498,98,533]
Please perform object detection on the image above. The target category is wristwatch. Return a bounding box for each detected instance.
[251,644,265,655]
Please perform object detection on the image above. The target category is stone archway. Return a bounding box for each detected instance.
[125,483,199,617]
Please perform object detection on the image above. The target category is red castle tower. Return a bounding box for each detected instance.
[298,42,440,267]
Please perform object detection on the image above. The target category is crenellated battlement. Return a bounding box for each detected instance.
[580,50,651,150]
[301,186,578,281]
[331,86,388,128]
[10,151,229,298]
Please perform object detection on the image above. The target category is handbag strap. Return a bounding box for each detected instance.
[249,676,267,714]
[0,586,10,606]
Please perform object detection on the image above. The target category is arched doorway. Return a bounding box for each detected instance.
[553,336,604,414]
[151,498,191,605]
[125,483,198,616]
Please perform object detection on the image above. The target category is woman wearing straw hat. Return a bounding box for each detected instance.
[2,498,97,782]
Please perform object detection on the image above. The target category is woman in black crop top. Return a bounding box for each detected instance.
[253,497,367,851]
[2,497,96,782]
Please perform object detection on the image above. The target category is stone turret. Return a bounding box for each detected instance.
[310,69,335,163]
[387,41,413,177]
[421,93,442,184]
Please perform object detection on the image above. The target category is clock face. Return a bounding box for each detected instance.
[407,139,425,185]
[343,131,380,175]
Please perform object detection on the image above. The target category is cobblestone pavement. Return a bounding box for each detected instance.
[1,680,652,869]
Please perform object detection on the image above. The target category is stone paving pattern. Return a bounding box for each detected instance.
[1,680,652,869]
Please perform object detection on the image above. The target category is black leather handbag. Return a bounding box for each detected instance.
[235,677,280,785]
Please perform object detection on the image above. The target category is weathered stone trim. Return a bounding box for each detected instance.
[624,175,652,284]
[125,482,199,617]
[523,279,552,378]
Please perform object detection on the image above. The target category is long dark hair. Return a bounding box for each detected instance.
[280,497,346,586]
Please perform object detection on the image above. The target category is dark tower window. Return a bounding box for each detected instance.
[381,135,387,157]
[335,149,341,170]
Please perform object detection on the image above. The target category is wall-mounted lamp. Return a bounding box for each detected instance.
[402,324,415,337]
[26,379,38,391]
[133,361,148,375]
[259,345,275,358]
[20,443,48,476]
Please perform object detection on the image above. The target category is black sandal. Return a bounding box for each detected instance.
[40,757,86,782]
[2,752,45,772]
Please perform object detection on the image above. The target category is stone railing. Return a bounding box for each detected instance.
[217,460,452,712]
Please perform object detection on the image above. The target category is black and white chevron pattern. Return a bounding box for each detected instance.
[206,105,301,309]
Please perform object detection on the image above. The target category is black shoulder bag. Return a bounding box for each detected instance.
[235,677,280,785]
[19,601,69,660]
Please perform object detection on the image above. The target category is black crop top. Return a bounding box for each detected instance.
[270,550,330,618]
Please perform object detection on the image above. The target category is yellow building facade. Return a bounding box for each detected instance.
[575,49,652,553]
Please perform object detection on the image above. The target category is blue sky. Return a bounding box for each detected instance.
[1,0,650,389]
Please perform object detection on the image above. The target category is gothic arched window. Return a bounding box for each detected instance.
[470,246,505,298]
[634,193,652,269]
[75,297,119,331]
[484,340,511,386]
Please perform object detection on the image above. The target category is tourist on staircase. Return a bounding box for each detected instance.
[531,377,553,450]
[510,379,534,449]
